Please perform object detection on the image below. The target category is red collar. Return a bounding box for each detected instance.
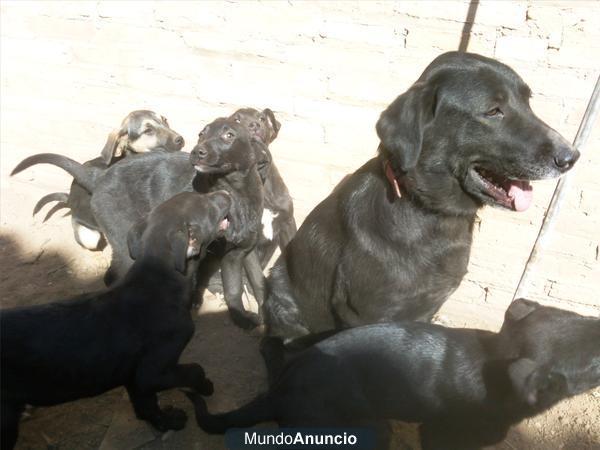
[383,160,402,199]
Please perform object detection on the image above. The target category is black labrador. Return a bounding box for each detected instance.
[187,299,600,449]
[229,107,296,267]
[0,191,231,450]
[264,51,580,339]
[30,110,184,250]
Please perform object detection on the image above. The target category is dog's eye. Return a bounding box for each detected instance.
[234,116,241,123]
[224,131,235,139]
[485,107,504,118]
[143,127,154,135]
[259,116,266,122]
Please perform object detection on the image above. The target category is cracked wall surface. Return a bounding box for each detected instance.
[1,0,598,328]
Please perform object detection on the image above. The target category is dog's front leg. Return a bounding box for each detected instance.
[243,249,265,308]
[277,214,297,251]
[126,386,188,432]
[126,338,214,432]
[221,249,262,329]
[126,365,213,432]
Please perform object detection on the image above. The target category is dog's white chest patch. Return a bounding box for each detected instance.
[261,209,278,240]
[75,224,103,250]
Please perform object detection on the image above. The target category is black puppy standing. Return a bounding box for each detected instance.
[229,108,296,267]
[0,191,231,449]
[29,110,184,250]
[188,299,600,449]
[189,118,266,329]
[265,52,580,339]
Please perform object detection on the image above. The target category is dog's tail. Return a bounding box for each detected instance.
[11,154,95,193]
[184,391,274,434]
[33,192,70,219]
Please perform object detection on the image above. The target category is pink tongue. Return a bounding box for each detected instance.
[508,181,533,212]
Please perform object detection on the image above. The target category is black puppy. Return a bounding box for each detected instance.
[0,191,231,449]
[229,107,296,267]
[189,118,266,329]
[187,299,600,449]
[26,110,184,250]
[264,52,580,339]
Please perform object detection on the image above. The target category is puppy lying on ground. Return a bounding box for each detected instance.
[29,110,184,250]
[187,299,600,449]
[0,191,231,450]
[264,51,580,340]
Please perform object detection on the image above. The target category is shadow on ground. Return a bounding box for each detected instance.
[2,232,598,449]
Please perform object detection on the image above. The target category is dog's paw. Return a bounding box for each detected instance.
[229,309,262,330]
[153,406,187,432]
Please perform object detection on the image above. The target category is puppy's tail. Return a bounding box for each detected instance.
[184,391,274,434]
[33,192,70,219]
[11,154,95,193]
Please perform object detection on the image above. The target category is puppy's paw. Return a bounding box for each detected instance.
[153,406,187,432]
[229,309,262,330]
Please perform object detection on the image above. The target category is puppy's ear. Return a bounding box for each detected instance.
[508,358,567,409]
[168,226,190,274]
[263,108,281,141]
[376,82,436,172]
[100,124,129,165]
[127,218,148,260]
[505,299,539,322]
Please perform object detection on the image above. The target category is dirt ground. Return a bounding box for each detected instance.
[1,187,599,450]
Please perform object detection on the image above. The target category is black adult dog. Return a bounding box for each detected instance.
[229,107,296,267]
[264,52,580,339]
[0,191,231,450]
[187,299,600,449]
[29,110,184,250]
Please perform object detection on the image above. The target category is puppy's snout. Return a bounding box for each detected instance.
[192,146,208,159]
[554,148,580,171]
[174,135,185,148]
[248,121,260,131]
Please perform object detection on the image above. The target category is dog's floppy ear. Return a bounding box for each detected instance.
[127,218,148,260]
[376,81,436,172]
[168,226,190,274]
[508,358,568,409]
[505,299,539,322]
[263,108,281,141]
[100,124,129,165]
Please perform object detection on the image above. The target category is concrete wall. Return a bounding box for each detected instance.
[1,1,598,328]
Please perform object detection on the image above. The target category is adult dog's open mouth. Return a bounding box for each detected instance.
[468,167,533,211]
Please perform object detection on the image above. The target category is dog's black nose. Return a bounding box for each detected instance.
[174,135,185,147]
[192,146,208,158]
[248,121,259,130]
[554,148,580,171]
